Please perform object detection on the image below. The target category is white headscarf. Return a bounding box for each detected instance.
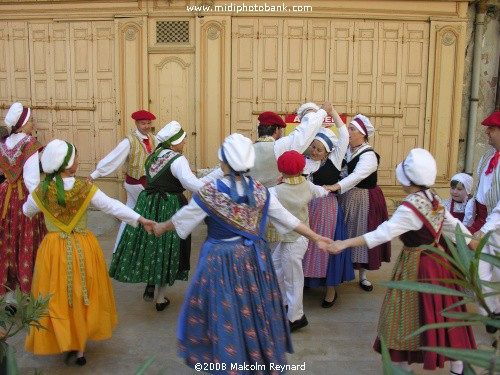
[218,133,255,172]
[314,127,338,153]
[41,139,76,174]
[396,148,436,187]
[4,102,31,133]
[297,102,320,120]
[350,114,375,137]
[156,121,186,145]
[451,173,473,195]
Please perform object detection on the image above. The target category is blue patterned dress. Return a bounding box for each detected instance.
[177,179,293,374]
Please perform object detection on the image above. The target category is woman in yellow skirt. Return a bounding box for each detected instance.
[23,139,156,366]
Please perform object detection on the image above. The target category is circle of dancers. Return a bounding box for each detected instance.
[0,100,498,374]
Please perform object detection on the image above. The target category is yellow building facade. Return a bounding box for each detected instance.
[0,0,472,209]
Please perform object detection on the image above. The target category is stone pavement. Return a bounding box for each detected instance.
[12,213,492,375]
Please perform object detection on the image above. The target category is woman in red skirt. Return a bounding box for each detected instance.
[0,103,46,296]
[327,148,477,374]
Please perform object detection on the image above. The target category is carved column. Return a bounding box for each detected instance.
[425,22,466,184]
[116,18,146,136]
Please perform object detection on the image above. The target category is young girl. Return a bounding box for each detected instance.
[327,148,477,374]
[23,139,155,366]
[154,134,333,373]
[443,173,474,226]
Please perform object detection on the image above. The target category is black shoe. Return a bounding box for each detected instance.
[485,312,499,334]
[143,285,155,302]
[359,279,373,292]
[64,351,77,365]
[76,356,87,366]
[156,297,170,311]
[289,315,308,332]
[322,292,338,308]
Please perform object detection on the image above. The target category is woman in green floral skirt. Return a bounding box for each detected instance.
[109,121,220,311]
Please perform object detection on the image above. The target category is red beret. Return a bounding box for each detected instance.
[482,111,500,127]
[258,111,286,128]
[277,150,306,176]
[131,110,156,121]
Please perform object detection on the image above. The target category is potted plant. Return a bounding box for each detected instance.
[0,287,51,375]
[379,229,499,374]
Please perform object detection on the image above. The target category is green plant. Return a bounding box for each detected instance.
[0,286,51,375]
[378,228,499,374]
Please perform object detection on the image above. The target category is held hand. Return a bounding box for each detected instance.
[153,222,168,237]
[473,230,484,239]
[87,175,94,183]
[314,235,334,252]
[321,102,333,116]
[326,240,347,255]
[139,217,156,234]
[324,184,340,193]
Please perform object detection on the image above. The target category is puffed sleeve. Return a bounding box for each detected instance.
[91,189,140,227]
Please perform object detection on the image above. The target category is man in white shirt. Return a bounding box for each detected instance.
[88,110,158,253]
[469,111,500,330]
[248,102,332,188]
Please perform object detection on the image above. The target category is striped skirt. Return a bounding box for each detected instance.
[302,195,354,287]
[339,186,391,270]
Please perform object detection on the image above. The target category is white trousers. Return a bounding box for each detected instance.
[272,236,309,322]
[113,182,144,253]
[478,230,500,314]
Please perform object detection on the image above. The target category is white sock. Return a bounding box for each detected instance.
[156,286,168,303]
[396,362,411,370]
[450,361,463,374]
[359,269,371,285]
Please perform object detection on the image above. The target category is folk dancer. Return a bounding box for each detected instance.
[328,148,477,374]
[0,103,46,297]
[24,139,155,366]
[468,111,500,332]
[153,134,333,373]
[302,110,354,308]
[328,114,391,292]
[109,121,219,310]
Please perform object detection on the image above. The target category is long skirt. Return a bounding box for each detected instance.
[25,230,118,354]
[178,238,292,374]
[303,195,355,287]
[0,180,46,294]
[373,247,476,370]
[109,191,190,287]
[339,186,391,270]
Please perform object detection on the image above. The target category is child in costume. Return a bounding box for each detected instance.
[23,139,155,366]
[269,150,330,331]
[327,148,477,374]
[154,134,333,373]
[443,173,474,226]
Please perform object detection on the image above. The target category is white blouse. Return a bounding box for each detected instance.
[274,109,327,158]
[4,133,40,193]
[303,121,349,176]
[90,129,149,180]
[338,144,378,194]
[171,178,301,240]
[475,152,500,234]
[364,192,471,249]
[23,177,141,227]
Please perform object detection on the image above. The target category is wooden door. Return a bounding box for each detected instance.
[149,53,195,165]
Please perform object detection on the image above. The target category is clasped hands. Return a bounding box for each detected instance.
[323,184,341,194]
[313,235,348,255]
[137,218,172,237]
